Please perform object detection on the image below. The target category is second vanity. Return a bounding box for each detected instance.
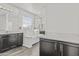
[40,33,79,56]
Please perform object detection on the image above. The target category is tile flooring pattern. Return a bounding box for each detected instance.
[0,43,39,56]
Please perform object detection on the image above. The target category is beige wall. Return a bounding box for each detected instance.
[42,4,79,34]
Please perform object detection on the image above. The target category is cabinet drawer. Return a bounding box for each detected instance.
[17,33,23,46]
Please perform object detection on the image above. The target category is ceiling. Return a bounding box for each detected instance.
[9,3,44,15]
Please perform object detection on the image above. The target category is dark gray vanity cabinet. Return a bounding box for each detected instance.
[40,38,59,56]
[62,42,79,56]
[0,33,23,53]
[40,38,79,56]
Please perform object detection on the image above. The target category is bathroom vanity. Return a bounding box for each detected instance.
[40,33,79,56]
[0,33,23,53]
[40,38,79,56]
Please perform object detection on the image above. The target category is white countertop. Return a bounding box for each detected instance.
[40,33,79,44]
[0,31,23,35]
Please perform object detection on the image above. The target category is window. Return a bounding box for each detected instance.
[23,16,32,28]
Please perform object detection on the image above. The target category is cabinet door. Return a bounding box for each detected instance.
[40,39,57,56]
[1,35,9,50]
[0,36,2,52]
[17,33,23,46]
[62,42,79,56]
[9,34,17,48]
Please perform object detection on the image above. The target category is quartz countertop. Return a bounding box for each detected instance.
[0,31,23,35]
[40,33,79,44]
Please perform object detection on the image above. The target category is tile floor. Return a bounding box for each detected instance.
[0,42,39,56]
